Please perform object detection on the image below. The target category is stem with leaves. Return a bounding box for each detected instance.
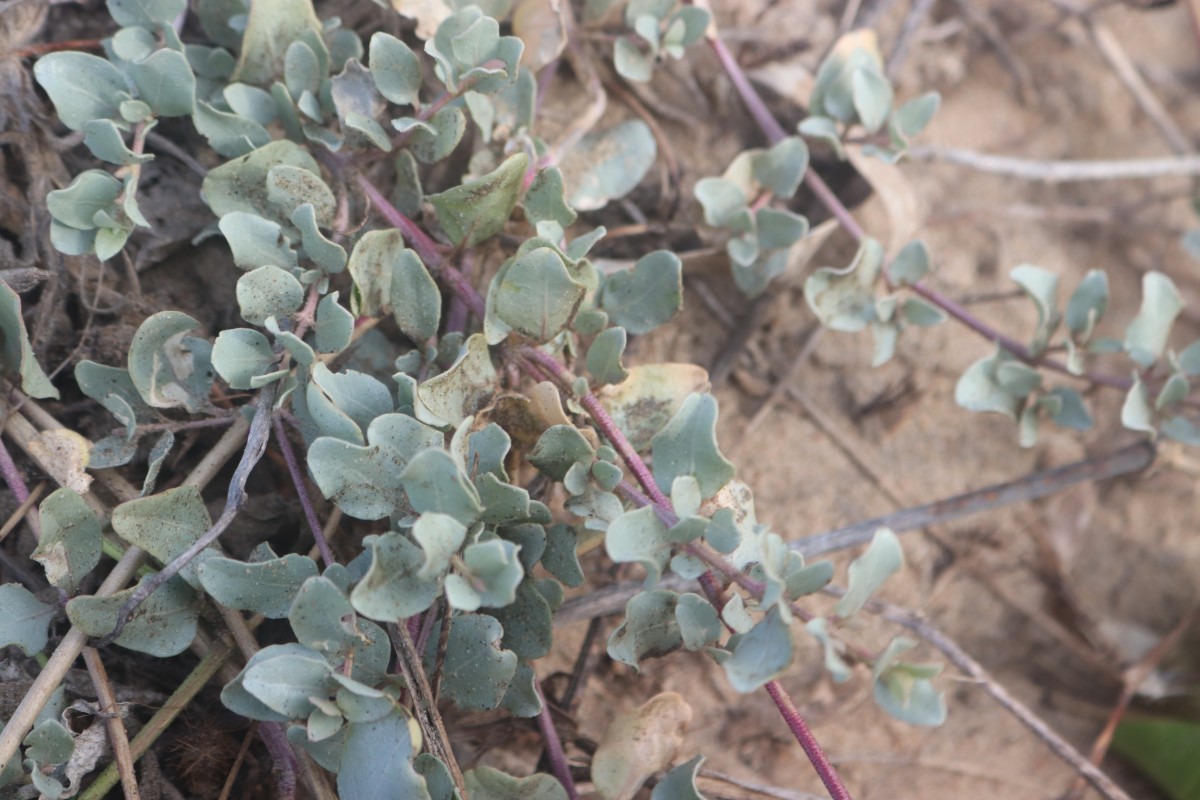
[707,27,1138,396]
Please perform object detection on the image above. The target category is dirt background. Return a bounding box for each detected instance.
[3,0,1200,798]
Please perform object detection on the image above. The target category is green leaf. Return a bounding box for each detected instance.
[851,64,893,133]
[806,617,851,683]
[871,636,946,726]
[609,587,686,671]
[893,91,940,137]
[804,238,884,331]
[0,282,58,399]
[407,105,466,164]
[1065,269,1108,340]
[130,48,197,117]
[350,531,440,621]
[219,212,299,271]
[529,425,593,482]
[1010,264,1060,354]
[436,614,518,711]
[954,348,1021,419]
[201,139,322,223]
[1114,716,1200,800]
[23,719,74,767]
[193,99,272,157]
[242,649,334,718]
[223,644,324,722]
[489,580,553,659]
[415,753,461,800]
[651,392,734,499]
[289,575,358,655]
[33,52,129,131]
[402,448,484,525]
[587,327,629,385]
[292,203,348,273]
[1125,271,1185,366]
[0,584,56,655]
[493,247,586,342]
[542,523,583,587]
[212,328,275,390]
[230,0,323,85]
[339,712,428,800]
[31,488,102,594]
[444,539,524,610]
[834,527,903,618]
[108,0,187,27]
[651,755,707,800]
[309,412,442,519]
[465,766,566,800]
[564,119,656,211]
[1121,372,1156,435]
[798,115,845,158]
[755,207,808,251]
[524,167,578,228]
[723,606,794,692]
[413,512,467,579]
[236,264,304,326]
[347,228,404,317]
[414,333,498,427]
[752,136,809,199]
[267,163,336,224]
[83,119,153,166]
[315,292,354,354]
[694,177,748,228]
[111,485,215,587]
[614,36,653,82]
[887,240,931,286]
[428,153,528,247]
[675,593,720,650]
[310,363,394,438]
[605,506,671,587]
[46,170,122,231]
[68,575,200,656]
[198,552,319,618]
[126,311,213,412]
[600,250,682,336]
[1180,339,1200,377]
[370,32,423,106]
[596,363,710,451]
[391,249,441,342]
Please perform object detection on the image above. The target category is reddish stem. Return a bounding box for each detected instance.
[0,437,30,504]
[709,27,1134,397]
[272,418,335,568]
[765,680,853,800]
[535,680,581,800]
[355,173,445,267]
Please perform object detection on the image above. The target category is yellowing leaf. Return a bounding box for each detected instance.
[592,692,693,800]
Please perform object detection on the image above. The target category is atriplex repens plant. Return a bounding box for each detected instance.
[0,2,1190,800]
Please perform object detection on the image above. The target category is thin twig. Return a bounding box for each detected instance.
[355,172,445,267]
[97,382,280,645]
[388,622,467,796]
[216,722,257,800]
[1062,603,1200,800]
[272,417,334,568]
[909,145,1200,181]
[535,680,581,800]
[870,602,1135,800]
[81,647,142,800]
[554,441,1157,625]
[0,481,45,544]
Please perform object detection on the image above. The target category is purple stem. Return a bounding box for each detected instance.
[272,417,335,568]
[445,251,476,334]
[356,173,488,320]
[355,173,445,267]
[258,722,298,800]
[535,680,580,800]
[0,437,29,504]
[765,681,852,800]
[520,348,673,511]
[710,28,1134,396]
[520,345,851,796]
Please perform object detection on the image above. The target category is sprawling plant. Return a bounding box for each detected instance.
[0,2,1193,800]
